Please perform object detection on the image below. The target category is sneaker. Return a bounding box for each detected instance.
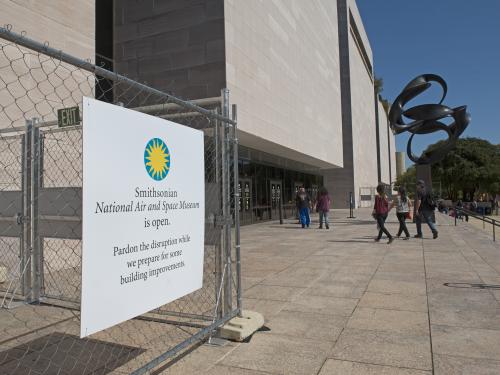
[433,231,438,239]
[403,236,410,240]
[318,226,323,229]
[414,234,422,238]
[302,224,305,228]
[374,238,381,242]
[326,225,330,229]
[388,237,394,244]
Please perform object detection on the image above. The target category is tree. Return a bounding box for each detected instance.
[374,76,391,114]
[425,138,499,201]
[395,165,416,199]
[394,138,500,201]
[374,77,384,95]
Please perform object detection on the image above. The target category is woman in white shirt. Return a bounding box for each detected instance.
[391,186,412,240]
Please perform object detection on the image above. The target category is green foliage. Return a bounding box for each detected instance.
[395,165,416,199]
[374,76,391,115]
[380,98,391,115]
[427,138,500,200]
[374,77,384,94]
[394,138,500,201]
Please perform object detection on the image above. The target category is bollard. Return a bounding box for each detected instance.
[347,192,356,218]
[493,220,496,242]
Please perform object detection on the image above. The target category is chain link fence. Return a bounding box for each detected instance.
[0,26,241,374]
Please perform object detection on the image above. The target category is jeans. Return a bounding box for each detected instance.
[299,207,310,226]
[319,211,329,227]
[376,214,392,240]
[416,210,437,235]
[396,212,410,237]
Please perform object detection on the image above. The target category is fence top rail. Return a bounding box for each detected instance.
[0,26,235,125]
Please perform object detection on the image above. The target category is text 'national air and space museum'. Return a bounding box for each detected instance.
[0,0,396,224]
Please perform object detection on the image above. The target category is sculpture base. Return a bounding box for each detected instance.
[415,164,435,223]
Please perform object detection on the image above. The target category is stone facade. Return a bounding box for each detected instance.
[0,0,94,60]
[349,24,378,201]
[114,0,225,100]
[389,123,397,181]
[378,99,391,185]
[324,0,385,208]
[0,1,95,131]
[224,0,343,169]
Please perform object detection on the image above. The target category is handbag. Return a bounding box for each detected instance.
[406,211,412,220]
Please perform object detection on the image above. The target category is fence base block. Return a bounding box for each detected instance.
[219,310,264,342]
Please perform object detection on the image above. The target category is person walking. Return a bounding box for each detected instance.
[373,184,394,244]
[390,186,411,239]
[456,199,464,221]
[316,187,331,229]
[414,180,438,239]
[296,186,311,228]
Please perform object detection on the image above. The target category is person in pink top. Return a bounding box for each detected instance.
[316,187,331,229]
[373,183,394,244]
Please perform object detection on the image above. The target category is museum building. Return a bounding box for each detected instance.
[0,0,396,224]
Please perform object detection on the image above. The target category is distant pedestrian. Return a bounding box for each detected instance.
[296,186,311,228]
[456,199,465,221]
[373,184,393,244]
[414,180,438,239]
[472,199,478,214]
[316,187,331,229]
[295,190,301,223]
[390,186,411,239]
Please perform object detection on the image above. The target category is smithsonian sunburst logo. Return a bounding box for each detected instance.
[144,138,170,181]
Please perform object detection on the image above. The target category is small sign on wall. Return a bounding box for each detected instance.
[57,106,80,127]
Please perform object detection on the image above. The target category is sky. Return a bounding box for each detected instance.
[356,0,500,166]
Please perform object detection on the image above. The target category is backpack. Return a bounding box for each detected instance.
[426,194,436,210]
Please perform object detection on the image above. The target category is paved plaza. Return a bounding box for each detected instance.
[162,208,500,375]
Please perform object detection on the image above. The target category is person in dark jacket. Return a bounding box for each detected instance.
[295,187,311,228]
[316,187,331,229]
[414,180,438,239]
[373,184,393,244]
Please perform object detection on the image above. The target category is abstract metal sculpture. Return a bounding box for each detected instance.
[389,74,470,164]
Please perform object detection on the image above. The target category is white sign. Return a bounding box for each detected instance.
[81,97,205,338]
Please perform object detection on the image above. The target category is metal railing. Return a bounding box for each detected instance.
[454,207,499,242]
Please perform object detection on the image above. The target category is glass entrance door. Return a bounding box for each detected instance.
[293,182,303,219]
[270,180,282,220]
[239,178,253,225]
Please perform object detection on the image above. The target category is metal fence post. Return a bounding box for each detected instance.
[22,119,33,301]
[231,104,242,316]
[30,119,42,303]
[221,88,233,315]
[214,108,223,319]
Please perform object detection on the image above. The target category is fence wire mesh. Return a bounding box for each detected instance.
[0,27,239,375]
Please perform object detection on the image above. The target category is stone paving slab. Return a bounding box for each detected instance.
[318,359,431,375]
[219,333,332,375]
[433,354,500,375]
[160,208,500,374]
[358,292,428,312]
